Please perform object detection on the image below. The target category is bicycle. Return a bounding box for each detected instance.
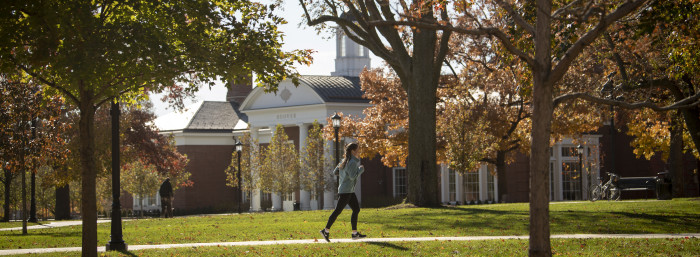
[590,172,621,201]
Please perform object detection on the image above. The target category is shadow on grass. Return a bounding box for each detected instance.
[365,241,409,251]
[115,250,138,257]
[364,204,700,235]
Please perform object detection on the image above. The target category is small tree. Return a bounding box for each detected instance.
[260,125,300,204]
[300,121,332,209]
[225,132,262,200]
[121,159,164,218]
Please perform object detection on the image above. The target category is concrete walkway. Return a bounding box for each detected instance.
[0,233,697,255]
[0,220,113,232]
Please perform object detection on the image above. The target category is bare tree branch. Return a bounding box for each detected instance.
[11,57,80,104]
[550,0,646,84]
[493,0,535,36]
[366,20,535,67]
[553,91,700,111]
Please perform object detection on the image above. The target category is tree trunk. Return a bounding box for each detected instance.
[78,93,98,257]
[530,0,553,255]
[3,168,10,222]
[406,26,440,207]
[496,151,507,203]
[669,114,684,197]
[55,183,71,220]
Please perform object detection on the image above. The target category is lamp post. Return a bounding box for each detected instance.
[331,113,342,187]
[28,118,37,223]
[235,140,243,213]
[577,144,584,200]
[106,100,127,251]
[600,81,615,182]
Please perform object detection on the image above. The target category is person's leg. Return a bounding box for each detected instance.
[348,193,361,231]
[325,193,351,230]
[161,200,166,218]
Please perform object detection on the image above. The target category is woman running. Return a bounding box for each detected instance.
[320,142,367,242]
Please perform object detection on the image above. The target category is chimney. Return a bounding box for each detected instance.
[227,75,253,105]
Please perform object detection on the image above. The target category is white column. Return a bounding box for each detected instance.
[249,127,262,212]
[441,165,449,203]
[271,193,282,211]
[298,123,311,211]
[323,140,336,210]
[479,165,488,202]
[455,172,463,204]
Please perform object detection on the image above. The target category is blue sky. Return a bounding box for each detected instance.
[150,2,375,117]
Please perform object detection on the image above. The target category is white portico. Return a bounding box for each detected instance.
[237,76,372,211]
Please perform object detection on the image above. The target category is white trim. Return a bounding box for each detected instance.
[160,131,236,146]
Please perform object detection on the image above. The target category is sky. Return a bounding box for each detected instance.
[150,2,375,117]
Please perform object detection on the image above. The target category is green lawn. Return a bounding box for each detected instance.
[1,198,698,250]
[27,238,700,257]
[0,221,42,229]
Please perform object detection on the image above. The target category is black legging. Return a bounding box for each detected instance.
[325,193,360,230]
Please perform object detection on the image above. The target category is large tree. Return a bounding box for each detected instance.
[358,0,655,255]
[301,0,453,206]
[0,75,68,227]
[0,1,310,254]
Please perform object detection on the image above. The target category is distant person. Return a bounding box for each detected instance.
[159,178,173,218]
[320,142,367,242]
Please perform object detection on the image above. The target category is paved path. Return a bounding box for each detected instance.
[0,220,113,232]
[0,233,697,255]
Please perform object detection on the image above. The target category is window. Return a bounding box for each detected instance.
[448,169,456,202]
[393,168,407,198]
[486,167,495,202]
[562,161,582,200]
[358,44,364,56]
[463,170,479,202]
[134,194,158,208]
[561,147,578,157]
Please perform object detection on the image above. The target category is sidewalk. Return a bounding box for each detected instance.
[0,220,112,232]
[0,233,697,255]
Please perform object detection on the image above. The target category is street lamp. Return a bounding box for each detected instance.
[577,144,584,200]
[106,100,127,251]
[600,78,616,182]
[331,113,342,187]
[235,140,243,213]
[28,118,37,223]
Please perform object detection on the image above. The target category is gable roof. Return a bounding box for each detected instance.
[155,101,248,133]
[299,76,369,103]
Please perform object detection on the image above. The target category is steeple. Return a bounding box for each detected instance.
[331,14,371,77]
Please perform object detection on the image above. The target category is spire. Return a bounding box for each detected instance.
[331,22,371,77]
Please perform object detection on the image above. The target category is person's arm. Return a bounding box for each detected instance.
[346,159,365,179]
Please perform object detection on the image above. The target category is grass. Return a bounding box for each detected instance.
[0,221,42,229]
[26,238,700,257]
[0,198,698,250]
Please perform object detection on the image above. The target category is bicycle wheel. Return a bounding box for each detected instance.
[610,187,621,201]
[590,185,601,202]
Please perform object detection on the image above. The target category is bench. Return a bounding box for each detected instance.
[614,173,669,199]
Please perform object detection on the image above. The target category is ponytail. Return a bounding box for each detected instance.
[339,143,358,169]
